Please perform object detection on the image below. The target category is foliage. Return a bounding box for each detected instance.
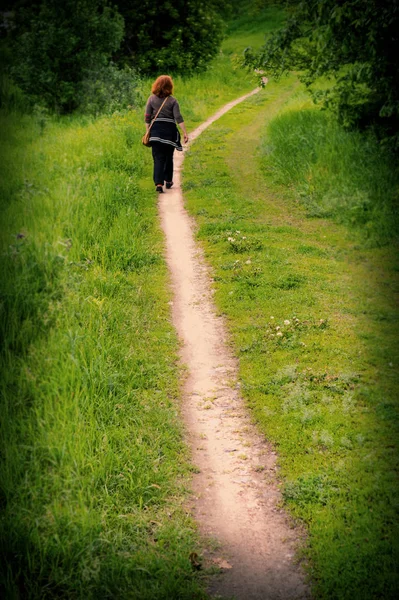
[3,0,232,112]
[7,0,124,112]
[113,0,225,74]
[77,62,139,116]
[0,71,30,112]
[244,0,399,144]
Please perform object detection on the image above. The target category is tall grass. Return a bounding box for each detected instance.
[0,111,207,599]
[261,98,399,244]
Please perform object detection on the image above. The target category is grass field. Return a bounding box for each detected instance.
[2,1,398,598]
[0,5,285,596]
[183,77,399,598]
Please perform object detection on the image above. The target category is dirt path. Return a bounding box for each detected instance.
[158,88,309,600]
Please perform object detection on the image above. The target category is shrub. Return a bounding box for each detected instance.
[77,63,140,116]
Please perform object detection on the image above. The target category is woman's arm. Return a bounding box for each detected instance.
[144,96,153,128]
[178,122,189,144]
[173,99,189,143]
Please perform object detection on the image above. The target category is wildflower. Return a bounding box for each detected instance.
[245,259,251,265]
[284,319,290,325]
[235,230,241,234]
[276,326,280,331]
[227,237,235,242]
[276,331,283,337]
[270,316,274,319]
[242,236,247,240]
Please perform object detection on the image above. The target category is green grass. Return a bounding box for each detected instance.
[222,2,286,54]
[7,3,398,597]
[261,96,399,244]
[0,111,208,599]
[183,77,399,599]
[0,12,284,594]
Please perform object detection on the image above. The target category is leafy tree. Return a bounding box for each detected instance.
[113,0,225,74]
[244,0,399,143]
[7,0,124,112]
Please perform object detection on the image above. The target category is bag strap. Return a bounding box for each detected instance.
[148,97,169,132]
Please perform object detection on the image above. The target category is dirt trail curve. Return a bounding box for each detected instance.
[158,87,309,600]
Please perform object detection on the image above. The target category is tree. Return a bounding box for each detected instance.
[244,0,399,143]
[113,0,225,74]
[8,0,124,112]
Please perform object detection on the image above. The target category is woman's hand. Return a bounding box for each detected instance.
[183,133,189,143]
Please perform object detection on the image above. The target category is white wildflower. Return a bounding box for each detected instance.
[284,319,290,325]
[227,237,235,242]
[276,326,280,331]
[276,331,283,337]
[245,259,251,265]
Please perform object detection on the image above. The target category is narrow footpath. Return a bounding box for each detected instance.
[158,88,309,600]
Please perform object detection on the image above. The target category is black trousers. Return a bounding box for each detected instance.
[151,142,175,185]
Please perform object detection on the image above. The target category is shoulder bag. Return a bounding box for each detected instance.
[142,97,168,147]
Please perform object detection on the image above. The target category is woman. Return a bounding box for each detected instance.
[145,75,189,193]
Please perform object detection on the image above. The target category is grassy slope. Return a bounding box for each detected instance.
[222,2,286,54]
[183,76,399,599]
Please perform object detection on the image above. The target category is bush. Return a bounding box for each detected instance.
[0,73,31,112]
[115,0,225,74]
[77,63,140,116]
[8,0,124,113]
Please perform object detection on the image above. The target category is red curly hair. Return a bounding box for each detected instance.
[151,75,174,98]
